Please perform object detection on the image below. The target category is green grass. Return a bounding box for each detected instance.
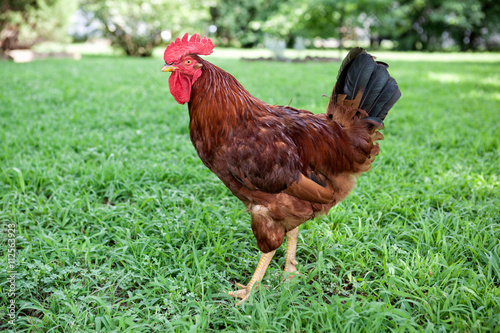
[1,50,499,332]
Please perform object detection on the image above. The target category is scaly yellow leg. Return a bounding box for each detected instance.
[227,250,276,305]
[284,227,299,276]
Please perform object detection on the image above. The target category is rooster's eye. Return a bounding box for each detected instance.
[185,59,192,65]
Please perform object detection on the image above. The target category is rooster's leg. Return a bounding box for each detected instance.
[284,227,299,276]
[227,249,276,305]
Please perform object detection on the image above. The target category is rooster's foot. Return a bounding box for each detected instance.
[225,250,276,305]
[226,282,269,305]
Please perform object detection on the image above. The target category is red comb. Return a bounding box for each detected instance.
[164,33,214,63]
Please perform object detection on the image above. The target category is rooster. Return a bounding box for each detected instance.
[161,33,401,304]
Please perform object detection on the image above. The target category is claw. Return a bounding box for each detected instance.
[226,283,252,305]
[227,286,251,305]
[225,250,276,305]
[226,282,271,305]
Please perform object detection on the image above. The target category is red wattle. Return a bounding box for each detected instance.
[169,72,192,104]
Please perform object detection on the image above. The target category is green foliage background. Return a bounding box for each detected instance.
[0,0,78,50]
[2,0,500,53]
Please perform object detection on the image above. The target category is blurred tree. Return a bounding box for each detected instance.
[352,0,407,49]
[0,0,78,51]
[263,0,500,51]
[80,0,209,56]
[209,0,283,47]
[211,0,364,48]
[371,0,498,51]
[398,0,484,50]
[297,0,360,49]
[469,0,500,50]
[254,0,397,49]
[259,0,307,42]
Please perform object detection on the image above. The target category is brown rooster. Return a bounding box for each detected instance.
[161,33,401,304]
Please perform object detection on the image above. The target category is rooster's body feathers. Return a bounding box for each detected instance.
[185,52,400,253]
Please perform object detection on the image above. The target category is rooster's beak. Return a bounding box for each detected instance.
[161,64,178,72]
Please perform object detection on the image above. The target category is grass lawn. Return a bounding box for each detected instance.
[1,49,499,332]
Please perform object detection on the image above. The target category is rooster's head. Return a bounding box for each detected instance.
[162,33,214,104]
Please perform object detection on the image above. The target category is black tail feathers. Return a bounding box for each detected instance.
[328,47,401,123]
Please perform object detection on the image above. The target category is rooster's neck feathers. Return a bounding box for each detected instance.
[190,60,266,118]
[187,60,270,161]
